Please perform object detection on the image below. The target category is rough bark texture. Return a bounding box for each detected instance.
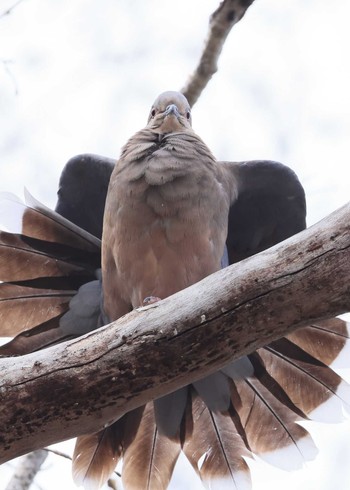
[0,202,349,464]
[182,0,255,106]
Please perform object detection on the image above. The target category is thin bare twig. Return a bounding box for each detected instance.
[0,0,25,19]
[43,448,72,462]
[44,448,122,478]
[2,59,18,95]
[181,0,255,106]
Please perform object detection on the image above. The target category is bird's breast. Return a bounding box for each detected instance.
[102,132,230,310]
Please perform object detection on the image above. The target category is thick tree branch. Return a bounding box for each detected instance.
[182,0,255,106]
[0,202,349,463]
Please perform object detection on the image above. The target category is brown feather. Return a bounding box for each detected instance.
[0,231,94,282]
[0,192,100,253]
[232,375,317,469]
[0,282,74,336]
[287,318,349,366]
[258,337,350,421]
[73,423,123,490]
[182,392,251,490]
[0,314,74,355]
[122,403,181,490]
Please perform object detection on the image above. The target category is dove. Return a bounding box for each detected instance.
[0,91,349,490]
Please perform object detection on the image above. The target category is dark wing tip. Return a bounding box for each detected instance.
[223,160,306,263]
[55,154,116,239]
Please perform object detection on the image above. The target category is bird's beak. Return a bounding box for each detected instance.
[164,104,180,118]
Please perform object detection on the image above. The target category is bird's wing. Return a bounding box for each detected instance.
[221,160,306,264]
[55,153,115,239]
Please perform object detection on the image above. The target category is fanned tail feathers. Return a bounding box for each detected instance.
[0,190,100,250]
[183,392,252,490]
[73,405,181,490]
[122,404,181,490]
[73,424,124,490]
[0,192,101,355]
[0,282,74,336]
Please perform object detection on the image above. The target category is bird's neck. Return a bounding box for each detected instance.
[119,128,216,169]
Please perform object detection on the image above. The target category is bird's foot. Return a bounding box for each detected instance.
[143,296,162,306]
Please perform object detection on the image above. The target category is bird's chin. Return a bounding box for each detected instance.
[156,115,184,134]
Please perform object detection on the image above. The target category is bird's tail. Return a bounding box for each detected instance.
[72,318,349,490]
[0,191,101,354]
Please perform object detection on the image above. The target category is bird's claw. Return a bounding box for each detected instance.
[142,296,162,306]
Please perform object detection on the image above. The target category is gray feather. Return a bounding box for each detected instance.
[221,356,254,380]
[60,279,102,335]
[154,387,188,438]
[193,371,231,412]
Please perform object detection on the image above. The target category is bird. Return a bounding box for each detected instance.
[0,91,349,490]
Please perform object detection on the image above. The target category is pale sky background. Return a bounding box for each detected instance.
[0,0,350,489]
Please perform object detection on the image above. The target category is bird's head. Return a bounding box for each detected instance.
[147,91,192,134]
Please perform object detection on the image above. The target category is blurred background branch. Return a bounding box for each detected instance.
[0,0,25,19]
[182,0,254,105]
[1,59,18,94]
[5,450,47,490]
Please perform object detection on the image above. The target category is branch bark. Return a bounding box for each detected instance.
[181,0,255,106]
[0,202,349,464]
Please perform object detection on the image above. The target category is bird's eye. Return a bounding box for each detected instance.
[151,109,156,118]
[186,111,191,120]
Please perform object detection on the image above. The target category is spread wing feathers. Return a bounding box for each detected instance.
[55,154,115,238]
[222,160,306,264]
[122,403,181,490]
[182,393,252,490]
[73,423,123,490]
[0,282,74,336]
[0,191,100,251]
